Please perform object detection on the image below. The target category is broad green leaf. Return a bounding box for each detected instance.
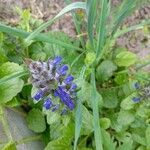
[117,138,133,150]
[114,73,128,85]
[78,81,103,108]
[145,125,150,148]
[44,137,71,150]
[121,92,137,110]
[102,129,116,150]
[26,108,46,133]
[101,88,118,108]
[96,60,117,83]
[2,141,16,150]
[46,111,60,125]
[132,133,146,146]
[6,98,20,107]
[100,118,111,129]
[45,123,74,150]
[136,105,150,118]
[117,110,135,126]
[115,51,137,67]
[81,105,93,134]
[84,52,96,66]
[0,62,24,104]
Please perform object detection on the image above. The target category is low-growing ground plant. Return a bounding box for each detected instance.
[0,0,150,150]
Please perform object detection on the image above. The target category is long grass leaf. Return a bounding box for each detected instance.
[114,19,150,38]
[112,0,137,34]
[96,0,108,57]
[25,2,86,43]
[86,0,97,49]
[74,66,86,150]
[0,23,83,51]
[91,68,103,150]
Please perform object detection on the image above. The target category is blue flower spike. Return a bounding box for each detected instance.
[29,56,77,115]
[132,97,141,103]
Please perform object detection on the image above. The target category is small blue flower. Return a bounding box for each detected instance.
[33,90,44,101]
[52,104,60,112]
[53,56,62,65]
[70,83,77,91]
[43,98,53,110]
[132,97,141,103]
[134,82,140,89]
[58,65,68,76]
[65,75,74,84]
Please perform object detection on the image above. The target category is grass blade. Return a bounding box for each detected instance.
[74,66,86,150]
[86,0,97,49]
[0,23,83,51]
[114,19,150,38]
[91,68,103,150]
[112,0,137,34]
[96,0,108,57]
[25,2,86,43]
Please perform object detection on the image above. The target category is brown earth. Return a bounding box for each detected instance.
[0,0,150,59]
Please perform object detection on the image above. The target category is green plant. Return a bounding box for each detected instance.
[0,0,150,150]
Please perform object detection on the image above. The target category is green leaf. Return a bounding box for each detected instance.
[100,118,111,129]
[44,137,71,150]
[81,105,93,134]
[46,111,60,125]
[114,73,128,85]
[145,125,150,148]
[132,133,146,146]
[121,92,137,110]
[0,23,83,52]
[84,52,96,66]
[2,141,16,150]
[101,88,118,108]
[26,108,46,133]
[96,0,109,57]
[115,51,137,67]
[96,60,117,83]
[117,138,133,150]
[91,69,103,150]
[117,110,135,126]
[78,81,103,108]
[45,123,74,150]
[0,62,24,104]
[86,0,97,49]
[102,129,116,150]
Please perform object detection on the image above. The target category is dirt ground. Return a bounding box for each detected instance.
[0,0,150,59]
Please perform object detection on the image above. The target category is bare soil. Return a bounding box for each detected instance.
[0,0,150,59]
